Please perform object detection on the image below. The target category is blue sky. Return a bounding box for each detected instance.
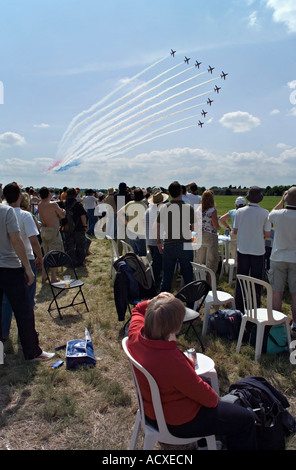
[0,0,295,191]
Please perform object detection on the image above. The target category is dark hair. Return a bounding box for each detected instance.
[66,187,77,199]
[134,187,144,201]
[39,186,50,199]
[168,181,181,198]
[190,183,198,193]
[3,182,21,203]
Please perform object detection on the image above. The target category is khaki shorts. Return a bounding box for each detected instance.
[40,226,64,254]
[268,260,296,293]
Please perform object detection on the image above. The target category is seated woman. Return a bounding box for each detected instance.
[127,292,257,450]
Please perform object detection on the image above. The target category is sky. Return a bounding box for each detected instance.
[0,0,295,191]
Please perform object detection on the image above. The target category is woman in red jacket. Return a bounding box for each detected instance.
[128,293,257,450]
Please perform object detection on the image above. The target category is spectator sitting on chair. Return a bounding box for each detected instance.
[127,292,257,450]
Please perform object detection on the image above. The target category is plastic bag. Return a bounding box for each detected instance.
[66,328,96,370]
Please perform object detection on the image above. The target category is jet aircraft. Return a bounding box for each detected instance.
[170,49,176,57]
[201,109,208,117]
[184,56,190,64]
[208,65,215,74]
[221,71,228,80]
[214,85,221,93]
[198,120,204,127]
[207,98,213,106]
[195,60,202,68]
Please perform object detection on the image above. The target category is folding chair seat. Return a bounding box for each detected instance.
[43,250,89,319]
[122,337,217,450]
[176,280,211,352]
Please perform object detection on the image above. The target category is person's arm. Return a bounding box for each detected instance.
[272,191,287,211]
[80,214,88,231]
[219,212,231,230]
[212,208,221,231]
[29,235,43,270]
[9,232,34,285]
[55,202,66,219]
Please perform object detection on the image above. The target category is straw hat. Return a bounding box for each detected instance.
[148,190,168,205]
[108,187,115,195]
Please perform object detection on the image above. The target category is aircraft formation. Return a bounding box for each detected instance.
[170,49,228,129]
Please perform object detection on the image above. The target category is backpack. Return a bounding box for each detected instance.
[209,309,243,340]
[228,376,296,450]
[250,323,288,355]
[62,201,77,233]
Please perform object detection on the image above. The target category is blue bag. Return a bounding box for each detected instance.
[66,328,96,369]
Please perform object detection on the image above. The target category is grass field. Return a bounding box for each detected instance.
[214,195,279,217]
[1,196,296,451]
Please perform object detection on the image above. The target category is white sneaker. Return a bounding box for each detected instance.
[29,351,55,362]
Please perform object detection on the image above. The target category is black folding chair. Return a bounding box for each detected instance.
[176,280,211,352]
[43,250,89,319]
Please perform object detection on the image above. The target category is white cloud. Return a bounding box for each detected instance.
[288,80,296,89]
[33,123,50,128]
[248,11,260,29]
[266,0,296,33]
[288,107,296,116]
[277,142,290,149]
[270,109,280,115]
[0,132,26,146]
[219,111,261,133]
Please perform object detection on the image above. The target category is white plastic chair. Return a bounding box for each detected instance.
[120,240,134,255]
[236,275,291,361]
[105,235,119,280]
[220,240,237,286]
[122,337,217,450]
[191,262,236,336]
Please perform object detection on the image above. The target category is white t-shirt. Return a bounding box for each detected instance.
[234,203,271,256]
[14,207,39,260]
[268,208,296,263]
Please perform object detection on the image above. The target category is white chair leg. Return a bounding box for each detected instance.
[255,325,265,361]
[236,318,247,354]
[206,435,217,450]
[284,318,292,350]
[130,410,141,450]
[202,305,210,336]
[143,434,157,450]
[0,341,4,365]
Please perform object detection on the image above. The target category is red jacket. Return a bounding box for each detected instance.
[128,300,218,426]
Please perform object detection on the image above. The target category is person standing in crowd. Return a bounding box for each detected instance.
[195,190,220,281]
[1,183,43,340]
[38,186,66,283]
[146,189,168,291]
[219,196,247,258]
[157,181,195,293]
[185,182,201,206]
[0,189,54,361]
[233,186,271,312]
[117,187,147,256]
[63,188,88,267]
[268,187,296,332]
[83,189,98,236]
[127,292,257,450]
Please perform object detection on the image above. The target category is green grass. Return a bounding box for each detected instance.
[215,195,280,216]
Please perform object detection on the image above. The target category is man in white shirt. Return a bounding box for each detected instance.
[268,187,296,332]
[233,186,271,312]
[185,182,201,207]
[2,184,43,339]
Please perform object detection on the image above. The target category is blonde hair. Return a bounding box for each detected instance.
[20,192,31,211]
[201,190,215,212]
[144,296,185,340]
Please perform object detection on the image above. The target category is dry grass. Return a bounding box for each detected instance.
[1,237,296,450]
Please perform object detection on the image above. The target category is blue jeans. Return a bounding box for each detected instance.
[129,237,147,257]
[1,259,36,340]
[86,209,98,235]
[0,266,41,359]
[148,245,163,291]
[160,242,194,293]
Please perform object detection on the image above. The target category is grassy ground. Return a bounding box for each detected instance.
[1,235,296,451]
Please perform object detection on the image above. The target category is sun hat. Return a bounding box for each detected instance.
[108,187,115,195]
[148,190,168,205]
[235,196,246,208]
[284,186,296,206]
[246,186,263,203]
